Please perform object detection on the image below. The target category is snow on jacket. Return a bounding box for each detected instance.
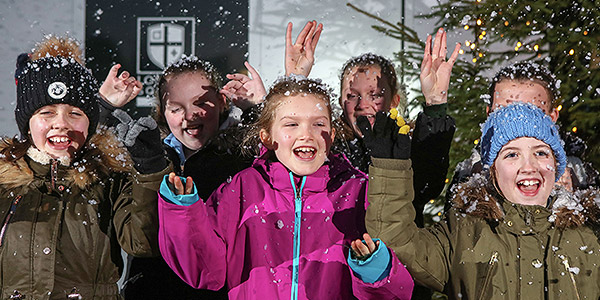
[159,152,413,299]
[367,157,600,300]
[0,129,167,300]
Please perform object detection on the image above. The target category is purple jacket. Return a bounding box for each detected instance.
[158,152,413,299]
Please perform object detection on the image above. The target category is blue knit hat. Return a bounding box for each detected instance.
[480,102,566,181]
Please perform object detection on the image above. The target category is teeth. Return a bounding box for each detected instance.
[295,147,315,153]
[519,180,539,186]
[49,137,70,143]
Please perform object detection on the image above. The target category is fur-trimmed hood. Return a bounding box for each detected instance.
[0,127,132,190]
[451,172,600,229]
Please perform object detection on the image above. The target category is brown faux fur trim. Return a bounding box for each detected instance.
[0,128,132,190]
[451,174,600,229]
[451,174,505,222]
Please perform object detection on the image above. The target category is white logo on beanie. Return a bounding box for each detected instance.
[48,82,68,99]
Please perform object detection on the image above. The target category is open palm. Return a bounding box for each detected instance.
[420,28,461,106]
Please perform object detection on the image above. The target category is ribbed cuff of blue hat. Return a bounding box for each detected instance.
[347,238,392,283]
[159,175,199,206]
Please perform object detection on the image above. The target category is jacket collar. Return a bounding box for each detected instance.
[0,128,132,190]
[252,150,356,195]
[451,173,599,230]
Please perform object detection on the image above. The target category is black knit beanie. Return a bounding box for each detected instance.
[15,56,100,139]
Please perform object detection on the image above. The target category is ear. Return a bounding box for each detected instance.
[259,129,273,149]
[549,107,559,122]
[216,91,228,112]
[486,105,491,116]
[329,126,336,142]
[390,94,401,108]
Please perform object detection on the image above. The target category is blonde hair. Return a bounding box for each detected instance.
[242,77,334,155]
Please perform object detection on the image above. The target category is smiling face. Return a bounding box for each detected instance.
[260,94,335,176]
[494,137,556,206]
[29,104,89,159]
[163,72,226,154]
[490,80,558,121]
[340,65,399,136]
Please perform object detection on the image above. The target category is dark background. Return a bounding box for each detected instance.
[85,0,248,117]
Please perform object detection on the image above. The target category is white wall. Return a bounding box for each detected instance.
[0,0,85,137]
[249,0,402,111]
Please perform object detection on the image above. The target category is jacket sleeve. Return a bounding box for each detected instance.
[113,164,172,257]
[158,189,228,291]
[411,104,456,226]
[350,246,414,300]
[366,157,452,291]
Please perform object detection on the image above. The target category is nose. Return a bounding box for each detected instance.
[51,111,70,129]
[299,124,314,140]
[355,94,374,111]
[519,155,538,174]
[185,106,201,121]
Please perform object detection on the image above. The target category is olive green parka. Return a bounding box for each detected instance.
[0,129,167,299]
[366,157,600,300]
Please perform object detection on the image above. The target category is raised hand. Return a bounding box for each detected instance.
[285,21,323,77]
[351,233,380,261]
[168,172,194,195]
[221,61,267,110]
[99,64,143,108]
[357,108,411,159]
[420,28,461,106]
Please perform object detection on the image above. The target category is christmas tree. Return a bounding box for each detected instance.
[349,0,600,200]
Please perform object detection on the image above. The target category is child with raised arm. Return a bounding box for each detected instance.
[0,54,165,299]
[158,77,413,299]
[366,102,600,299]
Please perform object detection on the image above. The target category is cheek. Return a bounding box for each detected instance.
[165,112,182,127]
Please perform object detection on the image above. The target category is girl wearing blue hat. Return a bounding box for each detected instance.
[365,102,600,299]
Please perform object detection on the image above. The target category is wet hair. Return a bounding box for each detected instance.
[154,55,225,132]
[338,53,399,105]
[488,61,559,110]
[242,76,334,155]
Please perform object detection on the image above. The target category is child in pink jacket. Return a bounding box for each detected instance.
[158,76,413,299]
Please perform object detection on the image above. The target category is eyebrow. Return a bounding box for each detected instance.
[279,115,329,121]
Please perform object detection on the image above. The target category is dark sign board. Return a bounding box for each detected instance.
[85,0,248,115]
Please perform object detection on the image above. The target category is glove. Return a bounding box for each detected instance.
[357,108,411,159]
[113,109,167,174]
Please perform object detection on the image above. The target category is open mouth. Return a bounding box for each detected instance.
[293,146,317,160]
[47,136,72,150]
[184,124,203,136]
[517,179,540,196]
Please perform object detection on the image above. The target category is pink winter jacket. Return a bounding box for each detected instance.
[158,153,413,299]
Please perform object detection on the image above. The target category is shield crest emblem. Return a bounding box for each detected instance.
[147,23,185,69]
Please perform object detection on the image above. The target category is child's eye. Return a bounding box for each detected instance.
[70,111,83,116]
[284,123,298,127]
[503,152,517,159]
[535,150,550,157]
[346,94,358,100]
[39,110,54,116]
[169,107,182,113]
[315,122,326,127]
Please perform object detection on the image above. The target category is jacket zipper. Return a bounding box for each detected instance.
[50,159,58,192]
[477,251,498,300]
[289,172,306,300]
[562,257,581,300]
[0,195,22,247]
